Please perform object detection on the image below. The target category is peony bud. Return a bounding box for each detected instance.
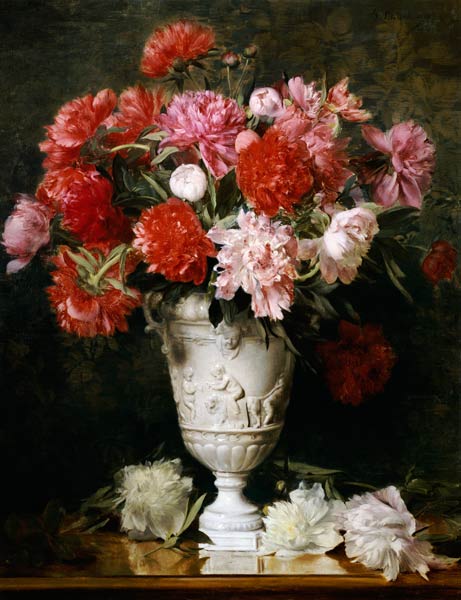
[221,51,240,68]
[249,87,284,119]
[243,44,258,59]
[235,129,260,153]
[169,164,208,203]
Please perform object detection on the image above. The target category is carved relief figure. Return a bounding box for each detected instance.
[181,367,197,422]
[205,365,247,427]
[246,375,285,428]
[215,322,242,360]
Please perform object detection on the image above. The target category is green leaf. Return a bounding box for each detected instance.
[215,170,242,218]
[65,250,96,273]
[141,172,168,200]
[84,518,110,534]
[42,500,64,535]
[79,247,100,268]
[119,246,128,289]
[140,130,168,142]
[380,247,413,303]
[151,146,179,165]
[207,172,217,216]
[255,318,270,350]
[144,535,179,557]
[275,460,343,477]
[178,494,207,536]
[220,299,237,325]
[105,278,139,298]
[269,322,301,357]
[208,297,224,328]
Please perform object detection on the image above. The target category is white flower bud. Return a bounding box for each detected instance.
[169,164,207,203]
[249,87,284,118]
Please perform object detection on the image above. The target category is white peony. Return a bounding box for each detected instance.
[169,164,207,202]
[260,482,344,557]
[298,207,379,284]
[340,485,457,581]
[116,459,193,541]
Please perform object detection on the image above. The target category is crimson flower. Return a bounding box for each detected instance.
[109,85,165,146]
[236,127,313,217]
[422,241,457,285]
[54,166,132,244]
[316,321,396,406]
[47,245,141,337]
[141,20,215,79]
[132,198,216,285]
[40,89,117,170]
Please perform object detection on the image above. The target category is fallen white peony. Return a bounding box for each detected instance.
[259,482,344,557]
[339,485,458,581]
[116,458,193,541]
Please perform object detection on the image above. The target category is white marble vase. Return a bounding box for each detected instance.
[144,292,295,552]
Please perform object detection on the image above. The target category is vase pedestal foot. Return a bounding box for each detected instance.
[199,528,262,552]
[198,471,263,552]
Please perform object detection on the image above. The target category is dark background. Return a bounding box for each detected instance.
[0,0,460,516]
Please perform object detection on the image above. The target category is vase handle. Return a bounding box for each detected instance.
[142,292,167,344]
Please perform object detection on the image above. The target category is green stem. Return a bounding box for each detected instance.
[234,59,249,99]
[184,70,202,91]
[296,262,320,281]
[110,143,151,153]
[89,253,124,288]
[226,66,232,97]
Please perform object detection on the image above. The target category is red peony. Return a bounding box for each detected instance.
[421,240,457,285]
[40,89,117,170]
[316,321,396,406]
[54,166,132,244]
[141,20,215,79]
[236,127,313,217]
[132,198,216,285]
[109,85,165,146]
[47,245,141,337]
[303,123,353,209]
[36,165,92,211]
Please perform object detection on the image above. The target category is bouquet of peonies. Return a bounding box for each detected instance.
[2,19,443,402]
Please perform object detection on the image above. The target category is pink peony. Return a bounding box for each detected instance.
[361,121,435,208]
[207,210,298,320]
[298,207,378,284]
[340,486,457,581]
[287,76,323,120]
[2,195,52,274]
[249,87,285,119]
[325,78,371,122]
[156,91,246,179]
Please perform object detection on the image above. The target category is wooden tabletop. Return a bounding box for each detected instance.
[0,532,459,599]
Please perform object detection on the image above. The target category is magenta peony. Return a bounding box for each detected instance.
[156,91,246,179]
[2,195,52,274]
[361,121,435,208]
[208,210,298,320]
